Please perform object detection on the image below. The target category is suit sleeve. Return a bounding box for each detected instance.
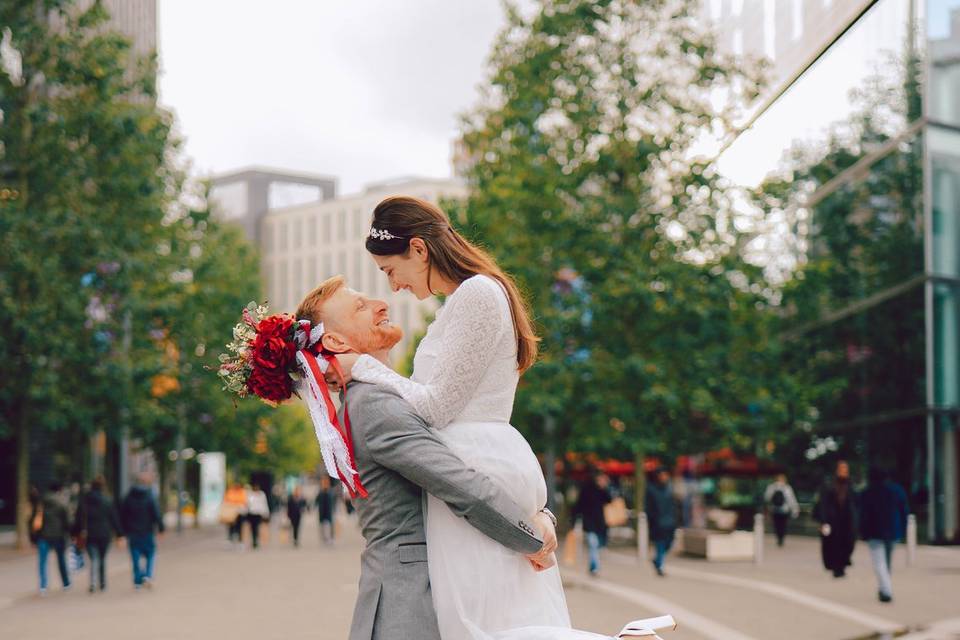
[353,388,543,555]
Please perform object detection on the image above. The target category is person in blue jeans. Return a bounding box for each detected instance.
[32,482,72,595]
[571,470,612,575]
[859,467,909,603]
[645,467,677,577]
[120,473,164,589]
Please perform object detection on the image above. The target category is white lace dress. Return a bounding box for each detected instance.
[352,274,610,640]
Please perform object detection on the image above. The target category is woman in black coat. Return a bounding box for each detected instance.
[74,476,124,592]
[814,460,858,577]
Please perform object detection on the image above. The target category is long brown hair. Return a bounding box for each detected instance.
[366,196,539,373]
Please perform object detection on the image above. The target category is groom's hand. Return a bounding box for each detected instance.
[525,511,558,571]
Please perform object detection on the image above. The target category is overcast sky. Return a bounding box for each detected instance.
[158,0,506,194]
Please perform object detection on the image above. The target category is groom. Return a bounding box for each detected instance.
[296,276,558,640]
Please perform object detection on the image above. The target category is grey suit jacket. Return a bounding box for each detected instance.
[344,381,544,640]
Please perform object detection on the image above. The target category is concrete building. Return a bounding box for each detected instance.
[211,170,468,365]
[705,0,960,542]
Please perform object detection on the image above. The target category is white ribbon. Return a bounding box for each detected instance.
[295,350,359,494]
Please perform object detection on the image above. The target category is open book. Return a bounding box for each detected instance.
[617,615,677,639]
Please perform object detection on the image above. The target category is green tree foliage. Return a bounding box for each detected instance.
[0,1,317,545]
[457,0,788,471]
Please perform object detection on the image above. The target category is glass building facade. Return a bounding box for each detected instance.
[710,0,960,541]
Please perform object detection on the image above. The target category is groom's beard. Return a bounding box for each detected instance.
[351,323,403,354]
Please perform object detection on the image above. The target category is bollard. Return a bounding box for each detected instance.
[906,513,917,568]
[753,512,764,565]
[638,512,649,564]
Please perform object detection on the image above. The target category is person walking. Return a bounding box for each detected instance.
[814,460,858,578]
[73,476,124,593]
[885,475,909,574]
[32,482,72,595]
[645,467,677,577]
[245,483,270,549]
[222,482,247,549]
[286,486,307,547]
[860,467,908,603]
[571,470,612,576]
[315,476,337,545]
[764,474,800,547]
[120,473,164,589]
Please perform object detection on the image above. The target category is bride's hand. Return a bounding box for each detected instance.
[526,553,556,572]
[325,353,359,390]
[525,511,558,571]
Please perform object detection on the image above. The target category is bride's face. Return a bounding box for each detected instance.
[372,239,432,300]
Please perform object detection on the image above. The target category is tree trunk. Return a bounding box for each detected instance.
[15,408,30,550]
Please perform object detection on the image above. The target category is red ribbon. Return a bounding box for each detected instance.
[299,349,368,499]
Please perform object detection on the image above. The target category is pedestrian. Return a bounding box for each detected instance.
[814,459,858,578]
[245,482,270,549]
[860,467,908,603]
[286,486,307,547]
[571,469,612,576]
[764,473,800,547]
[886,475,909,573]
[221,481,247,549]
[645,467,677,577]
[73,476,124,593]
[32,481,72,595]
[315,476,337,545]
[120,473,164,589]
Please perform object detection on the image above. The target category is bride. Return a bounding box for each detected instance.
[335,196,647,640]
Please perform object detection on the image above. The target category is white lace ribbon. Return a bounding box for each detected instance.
[295,350,359,494]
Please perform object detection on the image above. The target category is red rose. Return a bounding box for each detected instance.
[250,315,296,372]
[246,366,293,403]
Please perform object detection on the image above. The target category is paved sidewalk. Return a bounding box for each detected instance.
[0,517,643,640]
[560,533,960,640]
[2,519,957,640]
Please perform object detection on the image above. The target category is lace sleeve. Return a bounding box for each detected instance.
[350,276,510,428]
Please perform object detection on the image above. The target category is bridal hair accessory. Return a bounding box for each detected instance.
[218,302,368,498]
[369,227,400,241]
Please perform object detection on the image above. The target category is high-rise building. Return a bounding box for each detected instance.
[211,170,468,365]
[706,0,960,542]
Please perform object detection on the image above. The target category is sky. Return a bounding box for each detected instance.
[158,0,506,195]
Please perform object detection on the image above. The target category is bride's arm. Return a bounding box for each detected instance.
[350,276,509,428]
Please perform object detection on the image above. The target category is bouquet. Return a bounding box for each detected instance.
[217,301,367,498]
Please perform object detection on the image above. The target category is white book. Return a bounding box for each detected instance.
[617,615,677,639]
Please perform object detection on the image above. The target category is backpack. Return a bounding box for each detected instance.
[771,489,786,508]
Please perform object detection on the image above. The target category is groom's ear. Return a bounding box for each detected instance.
[321,331,350,354]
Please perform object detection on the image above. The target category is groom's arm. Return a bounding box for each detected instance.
[354,386,543,555]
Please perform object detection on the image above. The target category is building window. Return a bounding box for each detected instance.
[279,222,288,251]
[323,253,333,279]
[338,210,347,242]
[368,257,380,298]
[308,256,318,287]
[354,208,365,239]
[323,213,332,245]
[294,258,303,300]
[354,252,364,291]
[294,218,303,249]
[308,217,318,247]
[338,251,347,276]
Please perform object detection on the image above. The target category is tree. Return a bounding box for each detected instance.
[0,0,178,547]
[457,0,784,504]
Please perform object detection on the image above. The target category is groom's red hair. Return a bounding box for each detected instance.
[296,275,346,326]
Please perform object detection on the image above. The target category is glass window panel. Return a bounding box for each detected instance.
[788,286,925,424]
[931,127,960,277]
[718,0,915,188]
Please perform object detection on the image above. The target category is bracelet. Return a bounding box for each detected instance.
[538,507,558,529]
